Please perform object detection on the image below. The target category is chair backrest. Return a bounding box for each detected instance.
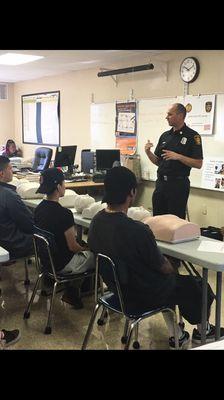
[81,150,95,173]
[96,253,127,315]
[33,226,58,279]
[32,147,53,172]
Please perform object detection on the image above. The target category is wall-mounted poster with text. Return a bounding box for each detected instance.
[115,101,137,155]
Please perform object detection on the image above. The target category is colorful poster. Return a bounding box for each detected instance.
[115,101,137,155]
[202,157,224,191]
[183,94,215,136]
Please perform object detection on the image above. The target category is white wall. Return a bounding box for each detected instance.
[0,83,15,146]
[12,50,224,227]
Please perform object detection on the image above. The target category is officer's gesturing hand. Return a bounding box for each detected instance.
[145,140,159,166]
[145,140,154,154]
[162,150,181,160]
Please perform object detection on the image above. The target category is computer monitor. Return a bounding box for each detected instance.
[81,150,95,173]
[54,145,77,174]
[95,149,120,171]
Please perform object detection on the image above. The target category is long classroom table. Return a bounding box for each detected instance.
[22,197,224,345]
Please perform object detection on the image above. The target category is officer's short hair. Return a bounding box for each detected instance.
[175,103,186,119]
[0,155,10,172]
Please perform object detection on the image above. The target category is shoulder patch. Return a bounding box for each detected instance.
[194,135,201,145]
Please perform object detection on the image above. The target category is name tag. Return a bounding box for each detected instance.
[180,137,187,145]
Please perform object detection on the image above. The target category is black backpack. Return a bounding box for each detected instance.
[200,226,223,241]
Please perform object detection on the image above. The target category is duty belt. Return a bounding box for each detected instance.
[158,175,188,181]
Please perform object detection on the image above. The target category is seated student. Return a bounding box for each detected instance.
[0,328,21,348]
[0,156,34,258]
[2,139,22,158]
[34,168,94,309]
[88,166,224,349]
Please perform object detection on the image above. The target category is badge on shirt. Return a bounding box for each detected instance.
[180,137,187,145]
[194,135,201,145]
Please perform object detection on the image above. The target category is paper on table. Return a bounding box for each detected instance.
[197,240,224,253]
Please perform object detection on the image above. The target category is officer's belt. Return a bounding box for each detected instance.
[158,175,188,181]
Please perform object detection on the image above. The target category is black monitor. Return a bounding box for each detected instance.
[81,150,95,173]
[54,145,77,174]
[95,149,120,171]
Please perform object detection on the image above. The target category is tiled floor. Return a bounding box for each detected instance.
[0,258,223,350]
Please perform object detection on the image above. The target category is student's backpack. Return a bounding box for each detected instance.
[200,226,223,241]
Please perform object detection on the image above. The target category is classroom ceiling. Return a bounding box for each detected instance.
[0,49,170,83]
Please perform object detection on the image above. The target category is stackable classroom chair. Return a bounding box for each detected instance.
[82,253,179,350]
[24,227,95,334]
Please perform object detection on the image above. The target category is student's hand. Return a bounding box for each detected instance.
[145,140,154,153]
[160,257,175,274]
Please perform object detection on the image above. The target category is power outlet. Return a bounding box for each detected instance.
[202,204,207,215]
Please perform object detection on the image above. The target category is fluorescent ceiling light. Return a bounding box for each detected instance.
[0,53,44,65]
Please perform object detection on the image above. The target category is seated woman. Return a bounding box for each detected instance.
[34,167,95,309]
[2,139,22,158]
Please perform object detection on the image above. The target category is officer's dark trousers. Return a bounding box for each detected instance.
[152,177,190,219]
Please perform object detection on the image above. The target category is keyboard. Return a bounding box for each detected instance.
[65,177,88,182]
[64,173,88,182]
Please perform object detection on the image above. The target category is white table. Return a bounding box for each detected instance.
[191,339,224,350]
[23,198,224,344]
[157,237,224,344]
[0,246,9,262]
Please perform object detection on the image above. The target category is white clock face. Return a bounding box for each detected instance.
[180,57,199,83]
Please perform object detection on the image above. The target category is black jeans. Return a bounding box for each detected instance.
[165,274,215,325]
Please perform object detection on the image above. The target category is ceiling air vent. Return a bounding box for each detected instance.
[0,83,8,100]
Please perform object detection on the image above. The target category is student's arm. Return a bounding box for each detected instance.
[64,225,88,253]
[7,191,34,233]
[136,223,175,274]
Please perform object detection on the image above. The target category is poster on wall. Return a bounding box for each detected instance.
[115,101,137,155]
[22,91,60,145]
[202,157,224,191]
[183,94,215,136]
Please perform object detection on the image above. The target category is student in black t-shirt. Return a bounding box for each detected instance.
[34,168,94,309]
[88,166,223,349]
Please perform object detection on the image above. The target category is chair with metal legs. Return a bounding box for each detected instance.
[82,253,179,350]
[23,227,95,334]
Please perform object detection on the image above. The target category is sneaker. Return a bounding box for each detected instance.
[192,324,224,344]
[169,330,190,350]
[61,293,83,309]
[0,329,21,348]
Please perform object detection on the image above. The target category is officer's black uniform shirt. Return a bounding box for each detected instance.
[154,123,203,177]
[88,209,176,311]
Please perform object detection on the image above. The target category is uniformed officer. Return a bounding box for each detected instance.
[145,103,203,219]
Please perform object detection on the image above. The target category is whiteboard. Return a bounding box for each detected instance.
[90,94,224,190]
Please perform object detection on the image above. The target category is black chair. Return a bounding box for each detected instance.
[82,253,179,350]
[0,255,33,286]
[23,227,95,334]
[32,147,53,172]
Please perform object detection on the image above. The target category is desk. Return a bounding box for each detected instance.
[65,180,103,190]
[0,247,9,262]
[157,237,224,345]
[15,173,103,190]
[21,199,224,345]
